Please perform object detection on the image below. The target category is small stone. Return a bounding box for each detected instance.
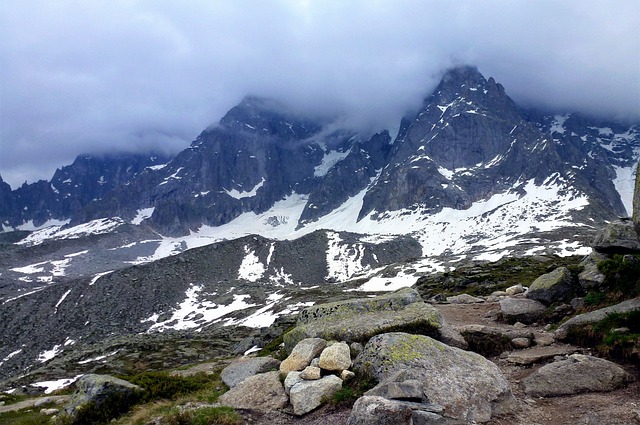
[319,342,351,371]
[350,342,364,359]
[40,408,59,416]
[284,371,303,395]
[505,284,525,296]
[534,334,555,347]
[612,327,630,334]
[570,297,585,310]
[513,322,526,329]
[310,357,320,367]
[511,338,531,349]
[300,366,321,380]
[446,294,484,304]
[341,370,356,381]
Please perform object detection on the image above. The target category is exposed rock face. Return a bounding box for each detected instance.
[217,371,288,411]
[446,294,484,304]
[460,324,534,357]
[283,288,442,351]
[555,297,640,340]
[279,338,327,377]
[348,396,413,425]
[499,297,546,324]
[526,267,574,305]
[523,354,634,396]
[62,374,143,423]
[289,374,343,415]
[578,251,607,290]
[592,221,640,253]
[354,332,516,423]
[220,356,281,388]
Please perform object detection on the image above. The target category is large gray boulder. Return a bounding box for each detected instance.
[221,356,281,388]
[555,297,640,340]
[279,338,327,377]
[592,221,640,253]
[354,332,516,423]
[289,374,343,415]
[283,288,443,352]
[499,297,546,324]
[62,374,143,423]
[578,251,607,290]
[218,371,288,411]
[523,354,634,397]
[526,267,573,305]
[348,395,447,425]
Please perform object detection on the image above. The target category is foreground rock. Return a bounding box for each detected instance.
[355,332,516,423]
[218,371,288,411]
[525,267,573,305]
[279,338,327,376]
[283,288,443,351]
[289,374,343,415]
[523,354,634,397]
[592,221,640,253]
[577,251,607,290]
[499,297,546,324]
[62,374,143,423]
[221,356,281,388]
[555,297,640,340]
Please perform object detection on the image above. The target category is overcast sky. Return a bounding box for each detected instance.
[1,0,639,188]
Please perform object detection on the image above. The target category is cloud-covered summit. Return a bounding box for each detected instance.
[1,0,638,188]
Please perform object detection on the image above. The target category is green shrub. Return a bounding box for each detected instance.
[584,291,606,306]
[0,410,52,425]
[125,372,215,403]
[597,255,640,296]
[160,406,240,425]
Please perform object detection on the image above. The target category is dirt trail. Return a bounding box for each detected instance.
[0,395,68,414]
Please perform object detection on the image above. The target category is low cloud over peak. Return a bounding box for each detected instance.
[1,0,638,188]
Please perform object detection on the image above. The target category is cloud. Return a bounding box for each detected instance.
[1,0,639,188]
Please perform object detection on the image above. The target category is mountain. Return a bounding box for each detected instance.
[0,65,639,387]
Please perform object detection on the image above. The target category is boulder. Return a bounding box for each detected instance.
[592,221,640,253]
[62,374,143,423]
[446,294,484,304]
[555,297,640,340]
[499,297,546,324]
[506,345,578,365]
[221,356,281,388]
[289,374,343,415]
[577,251,607,290]
[523,354,634,397]
[279,338,327,377]
[505,284,525,295]
[347,396,413,425]
[284,371,303,395]
[218,371,288,411]
[526,267,573,305]
[319,342,351,371]
[365,378,425,402]
[283,288,443,351]
[460,324,533,356]
[354,333,516,423]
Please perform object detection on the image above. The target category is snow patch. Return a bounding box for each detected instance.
[314,149,350,177]
[31,375,83,394]
[613,165,636,216]
[225,178,265,199]
[132,207,155,224]
[238,246,266,282]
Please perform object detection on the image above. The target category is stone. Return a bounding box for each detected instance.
[341,370,355,381]
[593,221,640,253]
[513,321,526,329]
[578,251,607,290]
[365,378,424,402]
[218,371,288,411]
[570,297,585,310]
[526,267,573,305]
[412,410,448,424]
[284,371,303,395]
[349,342,364,359]
[534,334,555,347]
[319,342,351,371]
[523,354,634,397]
[354,332,516,423]
[505,284,525,296]
[511,337,531,349]
[40,408,59,416]
[300,366,321,380]
[446,294,484,304]
[555,297,640,340]
[437,322,468,349]
[506,345,578,365]
[460,324,533,357]
[62,374,143,422]
[499,297,546,324]
[347,396,413,425]
[289,375,343,415]
[310,357,320,367]
[279,338,327,377]
[283,288,443,352]
[221,356,281,388]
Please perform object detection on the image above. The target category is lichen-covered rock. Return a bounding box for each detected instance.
[283,288,442,351]
[319,342,351,371]
[578,251,607,290]
[62,374,143,423]
[523,354,634,397]
[499,297,546,324]
[221,356,281,388]
[365,378,425,401]
[347,396,413,425]
[592,221,640,253]
[526,267,573,305]
[555,297,640,340]
[218,371,288,411]
[289,374,343,415]
[279,338,327,377]
[354,332,516,423]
